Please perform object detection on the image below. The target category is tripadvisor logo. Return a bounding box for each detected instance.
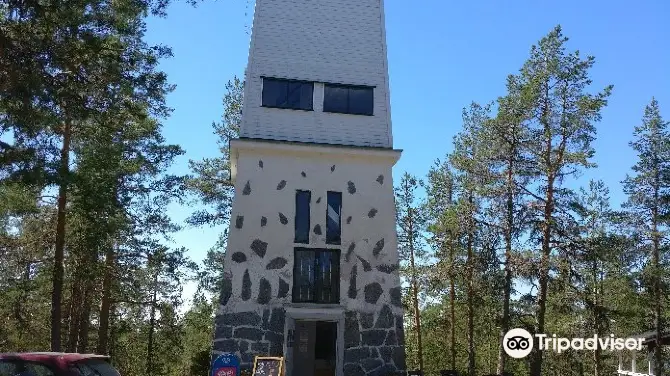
[503,328,644,359]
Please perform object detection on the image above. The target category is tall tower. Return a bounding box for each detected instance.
[212,0,405,375]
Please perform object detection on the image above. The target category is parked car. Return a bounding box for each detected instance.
[0,353,120,376]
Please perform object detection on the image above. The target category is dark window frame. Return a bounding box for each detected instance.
[323,83,374,116]
[294,190,311,244]
[261,76,314,111]
[292,247,341,304]
[326,191,342,245]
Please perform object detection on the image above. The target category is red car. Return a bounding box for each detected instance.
[0,353,121,376]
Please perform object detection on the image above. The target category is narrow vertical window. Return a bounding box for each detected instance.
[326,191,341,245]
[295,190,311,243]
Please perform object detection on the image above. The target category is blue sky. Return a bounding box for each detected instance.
[144,0,670,304]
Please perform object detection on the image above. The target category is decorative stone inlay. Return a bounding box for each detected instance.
[242,270,251,301]
[357,255,371,272]
[360,313,374,329]
[258,160,263,168]
[261,216,267,227]
[276,180,286,190]
[376,264,398,274]
[316,197,321,203]
[266,257,287,270]
[242,181,251,195]
[269,308,285,333]
[313,224,322,235]
[348,265,358,299]
[361,330,386,346]
[364,283,383,304]
[278,278,289,298]
[376,174,384,184]
[250,239,268,258]
[372,239,385,257]
[301,171,306,177]
[258,278,271,304]
[375,305,394,329]
[330,165,336,172]
[346,243,356,262]
[235,215,244,229]
[347,216,352,224]
[278,212,288,225]
[344,311,360,348]
[347,181,356,194]
[232,252,247,263]
[219,278,232,306]
[368,208,378,218]
[389,287,402,308]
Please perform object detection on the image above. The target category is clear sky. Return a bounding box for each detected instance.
[143,0,670,305]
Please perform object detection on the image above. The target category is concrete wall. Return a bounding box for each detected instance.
[212,141,405,375]
[240,0,393,148]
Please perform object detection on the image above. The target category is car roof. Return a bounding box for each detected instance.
[0,352,111,363]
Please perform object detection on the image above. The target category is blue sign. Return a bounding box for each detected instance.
[211,353,240,376]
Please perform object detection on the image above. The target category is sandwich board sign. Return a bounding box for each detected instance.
[211,353,240,376]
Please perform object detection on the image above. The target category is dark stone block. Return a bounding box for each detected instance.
[219,277,232,306]
[278,212,288,225]
[373,239,385,257]
[377,264,399,274]
[347,216,352,224]
[362,358,384,372]
[261,216,267,227]
[262,309,270,330]
[347,181,357,194]
[250,239,268,258]
[258,160,263,168]
[269,308,285,333]
[252,342,269,353]
[266,257,287,270]
[235,215,244,229]
[390,287,402,308]
[377,175,384,184]
[373,364,398,376]
[344,364,365,376]
[241,352,255,364]
[364,283,383,304]
[219,311,261,326]
[213,339,238,353]
[361,330,387,346]
[375,305,394,329]
[242,181,251,195]
[258,278,271,304]
[264,330,283,344]
[395,316,405,345]
[269,341,283,357]
[234,327,264,341]
[313,224,322,235]
[278,278,289,298]
[385,330,397,345]
[301,171,306,177]
[348,265,358,299]
[276,180,286,190]
[344,311,360,348]
[346,243,356,262]
[357,255,372,272]
[379,346,393,363]
[242,270,252,301]
[214,324,232,339]
[232,252,247,263]
[368,208,378,218]
[316,197,321,203]
[369,347,379,359]
[239,340,249,353]
[393,346,407,370]
[360,312,374,329]
[344,347,371,363]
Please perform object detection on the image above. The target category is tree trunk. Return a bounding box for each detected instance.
[147,274,158,376]
[449,239,457,371]
[466,193,476,376]
[51,120,72,352]
[497,156,515,375]
[77,278,94,353]
[652,204,662,376]
[97,244,115,355]
[408,208,424,372]
[66,276,82,352]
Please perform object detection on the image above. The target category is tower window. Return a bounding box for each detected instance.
[326,191,342,245]
[262,77,313,111]
[323,84,374,116]
[295,190,311,244]
[293,248,340,304]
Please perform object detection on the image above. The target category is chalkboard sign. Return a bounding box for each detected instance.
[251,356,283,376]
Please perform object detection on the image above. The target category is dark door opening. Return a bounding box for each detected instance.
[293,320,337,376]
